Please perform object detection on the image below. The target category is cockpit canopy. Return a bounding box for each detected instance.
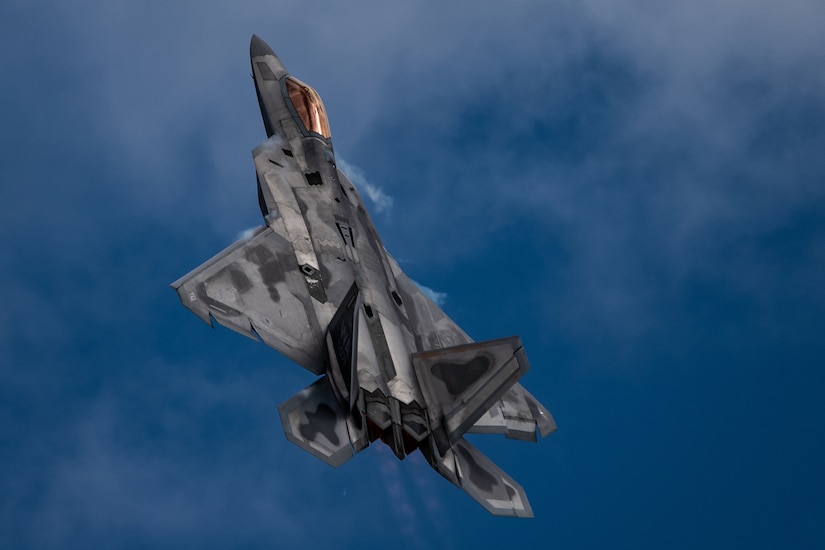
[285,76,331,139]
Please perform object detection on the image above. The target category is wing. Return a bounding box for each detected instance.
[172,134,356,374]
[171,225,327,374]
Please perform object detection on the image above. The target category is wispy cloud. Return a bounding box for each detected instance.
[236,226,260,242]
[375,445,423,546]
[412,280,448,306]
[337,159,394,214]
[407,452,454,549]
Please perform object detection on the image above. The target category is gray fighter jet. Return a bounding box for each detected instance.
[172,35,556,517]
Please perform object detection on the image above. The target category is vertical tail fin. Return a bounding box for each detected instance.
[412,336,529,452]
[414,337,550,517]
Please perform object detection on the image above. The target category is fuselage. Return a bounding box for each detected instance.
[173,36,553,517]
[251,36,456,458]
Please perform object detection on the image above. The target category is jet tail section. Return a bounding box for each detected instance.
[414,338,538,516]
[426,437,534,517]
[278,376,368,467]
[454,438,534,517]
[469,383,557,441]
[412,337,529,453]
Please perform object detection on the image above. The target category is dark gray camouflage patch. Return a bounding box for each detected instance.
[299,403,340,446]
[431,355,491,395]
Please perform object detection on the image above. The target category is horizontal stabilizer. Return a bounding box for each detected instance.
[278,376,367,467]
[413,337,529,450]
[439,438,534,517]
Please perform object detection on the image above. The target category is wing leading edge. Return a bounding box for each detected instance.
[171,225,327,374]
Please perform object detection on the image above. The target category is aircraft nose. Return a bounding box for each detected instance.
[250,34,276,59]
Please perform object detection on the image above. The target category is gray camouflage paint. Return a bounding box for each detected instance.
[172,35,555,517]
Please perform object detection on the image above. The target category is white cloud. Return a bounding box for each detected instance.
[236,226,260,242]
[337,159,394,214]
[413,280,448,307]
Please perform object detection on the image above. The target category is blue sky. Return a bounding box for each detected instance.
[2,1,824,548]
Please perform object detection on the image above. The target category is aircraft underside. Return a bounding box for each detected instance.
[172,34,555,517]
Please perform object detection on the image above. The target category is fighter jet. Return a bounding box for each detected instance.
[172,35,556,517]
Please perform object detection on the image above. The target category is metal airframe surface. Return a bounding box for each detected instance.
[172,35,556,517]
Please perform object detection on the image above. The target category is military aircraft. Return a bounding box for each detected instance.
[172,35,556,517]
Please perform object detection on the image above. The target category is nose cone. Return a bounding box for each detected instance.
[250,34,276,59]
[250,34,287,76]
